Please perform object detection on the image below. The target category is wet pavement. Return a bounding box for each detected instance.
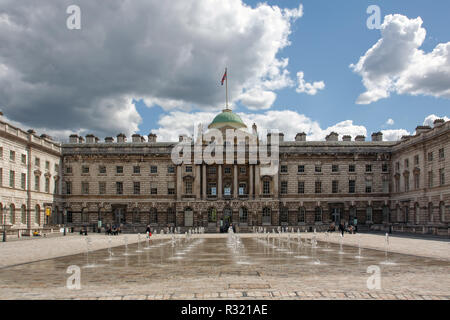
[0,233,449,300]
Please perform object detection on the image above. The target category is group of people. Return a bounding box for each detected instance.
[219,219,236,233]
[105,225,121,235]
[329,219,358,236]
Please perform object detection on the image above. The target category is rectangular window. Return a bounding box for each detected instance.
[35,157,40,167]
[150,166,157,174]
[238,183,246,195]
[99,165,106,174]
[428,171,433,188]
[349,164,355,173]
[332,180,339,193]
[404,159,409,168]
[239,167,246,174]
[116,182,123,195]
[297,165,305,173]
[185,180,192,194]
[382,163,388,172]
[298,181,305,194]
[10,151,15,161]
[168,166,175,174]
[315,181,322,194]
[45,161,50,170]
[133,182,140,195]
[366,180,372,193]
[414,155,419,166]
[0,168,2,186]
[21,154,26,164]
[383,179,389,193]
[404,176,409,192]
[0,147,3,159]
[168,181,175,195]
[332,165,339,172]
[439,148,445,159]
[55,164,59,172]
[315,165,322,173]
[185,166,192,173]
[81,182,89,195]
[224,167,231,174]
[263,180,270,194]
[440,168,445,186]
[280,165,288,173]
[34,175,39,191]
[366,164,372,172]
[99,182,106,195]
[45,178,50,193]
[428,152,433,162]
[280,181,288,194]
[82,165,89,174]
[66,181,72,195]
[9,170,15,188]
[133,166,140,174]
[21,173,26,189]
[414,174,420,190]
[208,167,216,174]
[150,182,157,194]
[116,166,123,174]
[349,180,355,193]
[66,166,72,174]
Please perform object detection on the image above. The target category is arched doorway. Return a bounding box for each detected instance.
[184,207,193,227]
[223,207,232,224]
[262,207,271,225]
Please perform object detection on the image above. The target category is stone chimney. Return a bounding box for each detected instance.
[131,134,141,143]
[117,133,126,143]
[401,135,411,141]
[267,132,282,144]
[355,135,365,142]
[148,133,157,143]
[40,134,52,140]
[105,137,114,143]
[78,136,85,144]
[342,135,351,142]
[433,119,445,127]
[85,134,95,144]
[415,125,431,135]
[325,132,339,142]
[95,137,99,143]
[69,134,78,143]
[295,132,306,142]
[140,136,146,142]
[27,129,36,135]
[371,132,383,142]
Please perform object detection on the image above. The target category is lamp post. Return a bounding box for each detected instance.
[3,205,8,242]
[63,208,66,236]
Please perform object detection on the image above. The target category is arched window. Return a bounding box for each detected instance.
[98,208,105,223]
[81,208,89,224]
[382,206,390,223]
[21,205,27,225]
[349,207,357,222]
[280,207,288,224]
[184,207,193,227]
[298,207,306,223]
[440,202,445,222]
[9,204,15,224]
[132,208,140,224]
[404,206,409,223]
[149,208,157,224]
[314,207,322,222]
[239,207,248,223]
[262,207,271,224]
[396,205,401,222]
[167,207,176,224]
[208,207,217,223]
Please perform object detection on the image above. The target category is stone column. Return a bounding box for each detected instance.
[249,164,253,199]
[176,165,182,200]
[255,165,260,198]
[273,170,279,198]
[202,164,207,199]
[194,165,201,199]
[218,164,222,198]
[233,164,238,199]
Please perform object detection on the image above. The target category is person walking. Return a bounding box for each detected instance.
[146,225,151,238]
[339,222,345,236]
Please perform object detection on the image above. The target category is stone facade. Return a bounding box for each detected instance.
[0,113,449,236]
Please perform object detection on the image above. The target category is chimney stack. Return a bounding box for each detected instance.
[117,133,127,143]
[342,135,351,142]
[85,134,95,144]
[325,132,339,142]
[69,134,78,143]
[131,134,141,143]
[371,132,383,142]
[105,137,114,143]
[433,119,445,127]
[415,125,431,135]
[355,135,365,142]
[148,133,157,143]
[295,132,306,142]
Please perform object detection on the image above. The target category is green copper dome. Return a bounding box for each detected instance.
[208,109,247,129]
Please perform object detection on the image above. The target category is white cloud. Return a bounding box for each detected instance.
[152,110,367,142]
[0,0,304,137]
[381,129,411,141]
[350,14,450,104]
[386,118,395,125]
[295,71,325,95]
[423,114,450,127]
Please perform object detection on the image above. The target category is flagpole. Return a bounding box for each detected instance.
[225,67,228,110]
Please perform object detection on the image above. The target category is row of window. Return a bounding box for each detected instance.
[0,169,58,193]
[283,163,388,174]
[0,148,58,171]
[0,204,43,225]
[394,169,446,192]
[396,148,445,171]
[68,164,172,175]
[282,179,382,194]
[67,181,175,195]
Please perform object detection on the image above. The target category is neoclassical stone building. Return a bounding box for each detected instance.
[0,110,449,236]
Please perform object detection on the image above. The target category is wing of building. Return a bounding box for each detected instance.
[0,110,449,236]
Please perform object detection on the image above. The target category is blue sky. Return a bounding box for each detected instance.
[136,0,450,139]
[1,0,448,141]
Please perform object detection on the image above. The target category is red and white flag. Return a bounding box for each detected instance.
[221,69,227,85]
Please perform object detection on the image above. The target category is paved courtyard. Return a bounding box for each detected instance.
[0,232,449,300]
